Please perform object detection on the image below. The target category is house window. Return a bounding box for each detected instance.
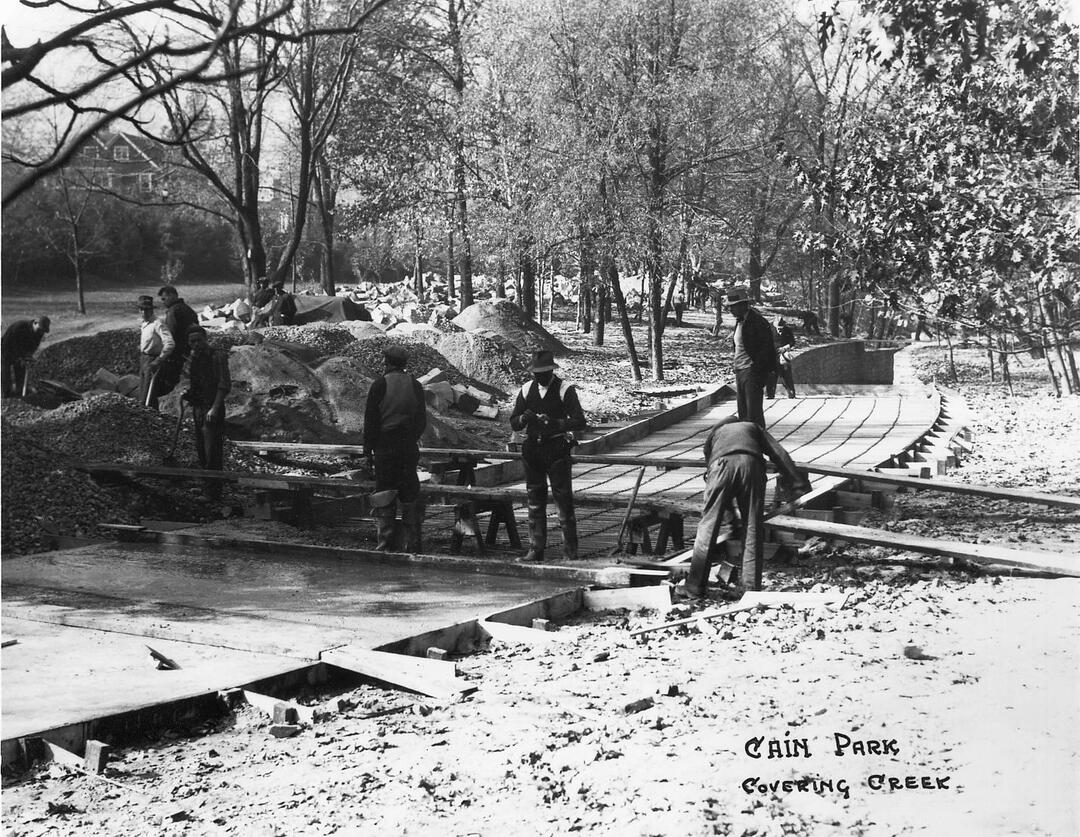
[138,173,154,192]
[114,146,129,161]
[82,147,99,159]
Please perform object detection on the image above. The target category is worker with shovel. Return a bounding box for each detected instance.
[136,295,175,410]
[1,315,50,399]
[363,344,427,552]
[677,415,809,600]
[183,326,231,500]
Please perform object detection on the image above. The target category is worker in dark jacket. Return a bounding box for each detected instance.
[363,344,427,551]
[183,326,231,500]
[509,350,587,562]
[1,315,50,398]
[270,282,298,326]
[727,286,778,429]
[680,416,809,599]
[158,285,198,396]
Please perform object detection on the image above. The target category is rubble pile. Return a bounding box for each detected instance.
[451,299,567,354]
[34,329,140,389]
[1,419,134,554]
[425,331,528,392]
[342,337,470,387]
[254,323,359,358]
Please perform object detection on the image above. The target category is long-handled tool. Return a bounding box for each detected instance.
[163,399,186,467]
[20,360,30,398]
[144,369,160,408]
[611,466,647,556]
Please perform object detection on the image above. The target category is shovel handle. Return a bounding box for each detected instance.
[144,369,160,407]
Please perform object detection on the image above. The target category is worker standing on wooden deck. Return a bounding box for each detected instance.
[766,317,797,400]
[363,344,427,552]
[727,286,778,429]
[183,326,231,500]
[680,416,809,598]
[137,295,175,410]
[510,350,587,562]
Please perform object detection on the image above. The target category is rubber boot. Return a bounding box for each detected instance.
[402,499,425,553]
[557,506,579,561]
[521,502,547,563]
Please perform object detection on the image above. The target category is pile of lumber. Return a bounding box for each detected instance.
[417,368,500,419]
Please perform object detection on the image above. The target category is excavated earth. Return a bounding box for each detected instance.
[2,317,1079,836]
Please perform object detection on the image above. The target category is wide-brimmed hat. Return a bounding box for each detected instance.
[529,350,557,373]
[137,294,155,311]
[725,286,752,307]
[34,315,51,332]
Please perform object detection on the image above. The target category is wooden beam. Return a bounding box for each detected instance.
[322,647,474,701]
[767,515,1080,577]
[478,619,572,646]
[583,586,673,611]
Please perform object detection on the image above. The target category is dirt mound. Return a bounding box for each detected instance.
[434,332,527,393]
[34,328,140,390]
[224,345,324,398]
[314,357,376,435]
[452,300,567,354]
[342,336,467,384]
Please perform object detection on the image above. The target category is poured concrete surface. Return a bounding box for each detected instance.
[2,543,572,741]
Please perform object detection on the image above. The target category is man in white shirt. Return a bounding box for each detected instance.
[137,294,175,410]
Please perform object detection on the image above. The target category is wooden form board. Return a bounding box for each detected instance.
[583,586,672,611]
[478,619,572,646]
[767,515,1080,577]
[321,647,474,701]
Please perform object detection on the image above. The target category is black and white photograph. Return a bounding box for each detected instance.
[1,0,1077,833]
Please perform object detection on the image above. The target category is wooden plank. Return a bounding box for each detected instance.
[767,515,1080,576]
[322,647,474,701]
[583,586,672,611]
[478,619,572,646]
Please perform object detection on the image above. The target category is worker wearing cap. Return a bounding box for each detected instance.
[766,316,797,400]
[679,415,809,599]
[363,344,427,551]
[270,282,298,326]
[1,315,51,398]
[509,349,587,562]
[726,286,778,429]
[183,325,231,499]
[137,295,175,410]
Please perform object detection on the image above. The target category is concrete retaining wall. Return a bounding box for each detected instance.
[791,341,896,385]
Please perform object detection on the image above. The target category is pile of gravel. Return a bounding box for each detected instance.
[342,336,470,385]
[1,420,134,554]
[254,323,358,359]
[34,329,140,390]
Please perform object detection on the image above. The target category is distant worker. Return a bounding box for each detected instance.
[679,416,810,599]
[1,315,50,398]
[726,286,778,429]
[251,276,274,310]
[183,326,231,500]
[157,285,198,395]
[766,317,797,400]
[673,288,686,327]
[363,345,427,552]
[270,281,298,326]
[137,295,175,410]
[913,308,933,341]
[509,350,587,562]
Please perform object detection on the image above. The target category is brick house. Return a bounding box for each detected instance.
[70,130,170,196]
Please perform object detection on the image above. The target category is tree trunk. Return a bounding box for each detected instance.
[827,271,841,337]
[495,260,506,299]
[520,249,536,320]
[446,210,456,302]
[547,260,555,323]
[605,256,641,382]
[448,0,472,309]
[578,233,594,333]
[313,157,337,296]
[413,216,424,297]
[594,280,608,346]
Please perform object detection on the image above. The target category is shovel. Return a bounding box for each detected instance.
[144,369,160,408]
[20,361,30,398]
[163,398,186,467]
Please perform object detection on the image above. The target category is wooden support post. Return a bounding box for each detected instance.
[83,741,110,774]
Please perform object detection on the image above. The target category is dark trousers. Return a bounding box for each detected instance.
[373,435,421,502]
[735,367,767,429]
[138,355,164,410]
[192,406,225,499]
[2,359,27,398]
[522,437,577,556]
[687,453,766,594]
[766,362,796,399]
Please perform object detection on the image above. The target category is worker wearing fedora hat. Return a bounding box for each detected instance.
[136,294,175,410]
[726,286,778,429]
[1,315,50,398]
[509,349,587,562]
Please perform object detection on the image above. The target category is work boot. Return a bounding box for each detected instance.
[402,499,425,553]
[370,489,400,551]
[521,502,547,563]
[558,509,580,561]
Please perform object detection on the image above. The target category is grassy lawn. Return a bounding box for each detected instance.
[1,280,248,346]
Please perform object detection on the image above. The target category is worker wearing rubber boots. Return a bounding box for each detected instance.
[363,344,427,552]
[509,350,587,562]
[681,416,809,599]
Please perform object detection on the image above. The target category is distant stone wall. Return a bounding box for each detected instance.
[791,341,896,385]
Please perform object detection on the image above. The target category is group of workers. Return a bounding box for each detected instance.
[2,282,807,597]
